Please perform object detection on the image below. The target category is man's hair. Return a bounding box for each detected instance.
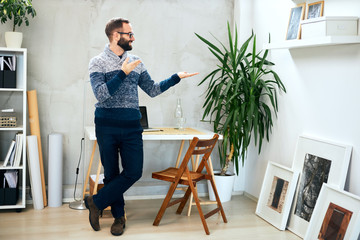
[105,18,130,40]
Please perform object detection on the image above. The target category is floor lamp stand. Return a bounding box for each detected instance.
[69,80,89,211]
[69,199,86,210]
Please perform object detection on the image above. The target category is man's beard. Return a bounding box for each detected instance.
[117,37,132,51]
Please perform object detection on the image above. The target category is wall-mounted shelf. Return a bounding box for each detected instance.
[263,36,360,49]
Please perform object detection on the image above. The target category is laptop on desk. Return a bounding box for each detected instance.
[139,106,162,132]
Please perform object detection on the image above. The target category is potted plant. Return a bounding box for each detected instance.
[0,0,36,48]
[195,22,286,202]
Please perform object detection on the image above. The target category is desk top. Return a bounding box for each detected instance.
[85,126,222,141]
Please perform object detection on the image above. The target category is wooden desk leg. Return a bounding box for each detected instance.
[175,140,185,168]
[187,155,218,216]
[93,158,102,195]
[82,140,97,199]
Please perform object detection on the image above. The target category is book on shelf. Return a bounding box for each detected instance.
[3,140,16,167]
[13,133,23,167]
[2,133,23,167]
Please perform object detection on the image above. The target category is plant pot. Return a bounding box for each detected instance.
[5,32,23,48]
[207,171,235,202]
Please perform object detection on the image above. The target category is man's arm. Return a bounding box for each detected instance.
[177,72,199,79]
[89,57,141,103]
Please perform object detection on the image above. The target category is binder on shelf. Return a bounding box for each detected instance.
[0,170,19,205]
[0,73,3,88]
[1,55,16,88]
[4,70,16,88]
[0,56,3,88]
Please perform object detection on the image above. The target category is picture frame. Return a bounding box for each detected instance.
[286,3,305,40]
[306,1,324,19]
[304,183,360,240]
[287,135,352,238]
[255,161,299,230]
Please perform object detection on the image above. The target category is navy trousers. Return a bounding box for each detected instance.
[92,121,143,218]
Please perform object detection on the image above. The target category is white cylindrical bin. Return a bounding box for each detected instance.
[26,135,44,210]
[207,171,235,203]
[48,133,63,207]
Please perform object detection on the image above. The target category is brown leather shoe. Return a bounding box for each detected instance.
[84,196,100,231]
[110,216,126,236]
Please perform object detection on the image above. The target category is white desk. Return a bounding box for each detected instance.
[84,126,222,141]
[83,126,222,206]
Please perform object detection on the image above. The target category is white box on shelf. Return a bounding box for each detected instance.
[301,16,358,39]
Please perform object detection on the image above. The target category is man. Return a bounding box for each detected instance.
[85,17,198,236]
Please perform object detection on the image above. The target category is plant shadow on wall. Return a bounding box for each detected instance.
[195,22,286,177]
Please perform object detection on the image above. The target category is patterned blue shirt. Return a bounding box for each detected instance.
[89,44,180,122]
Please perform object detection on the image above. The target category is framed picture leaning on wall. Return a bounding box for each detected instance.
[286,3,305,40]
[304,183,360,240]
[306,1,324,19]
[255,161,299,230]
[287,135,352,238]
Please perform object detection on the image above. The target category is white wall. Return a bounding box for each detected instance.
[0,0,237,198]
[2,0,358,201]
[239,0,360,198]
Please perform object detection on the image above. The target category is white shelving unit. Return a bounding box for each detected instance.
[264,35,360,49]
[0,48,27,211]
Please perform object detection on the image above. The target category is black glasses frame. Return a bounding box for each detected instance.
[117,32,134,38]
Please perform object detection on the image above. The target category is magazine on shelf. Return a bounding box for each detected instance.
[3,140,16,167]
[2,133,23,167]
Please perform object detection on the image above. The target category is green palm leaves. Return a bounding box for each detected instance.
[196,22,286,175]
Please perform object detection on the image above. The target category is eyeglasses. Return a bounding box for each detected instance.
[117,32,135,38]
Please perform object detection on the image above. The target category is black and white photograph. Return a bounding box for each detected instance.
[294,153,331,222]
[287,136,352,238]
[286,3,305,40]
[306,1,324,19]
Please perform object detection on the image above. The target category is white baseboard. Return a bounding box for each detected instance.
[244,191,258,202]
[25,185,247,204]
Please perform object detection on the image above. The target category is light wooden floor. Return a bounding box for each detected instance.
[0,195,301,240]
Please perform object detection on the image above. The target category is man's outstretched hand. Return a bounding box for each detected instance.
[177,72,199,79]
[121,57,141,75]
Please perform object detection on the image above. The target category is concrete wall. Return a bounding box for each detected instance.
[238,0,360,199]
[0,0,237,199]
